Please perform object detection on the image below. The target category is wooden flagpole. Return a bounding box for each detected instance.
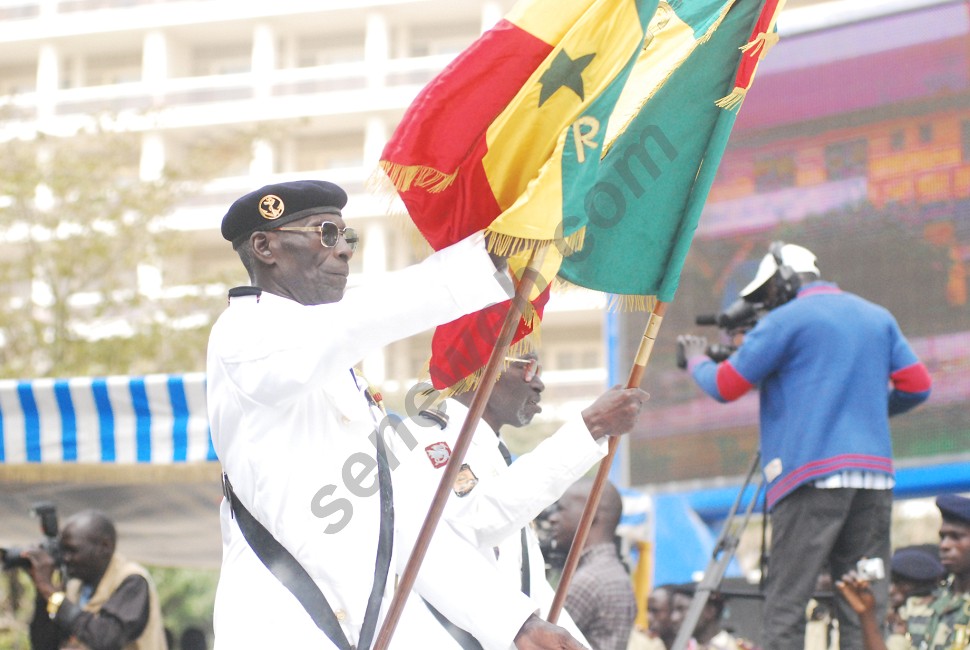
[372,245,548,650]
[547,300,667,623]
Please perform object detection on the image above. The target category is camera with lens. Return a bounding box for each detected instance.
[0,501,62,571]
[856,557,885,582]
[676,298,764,369]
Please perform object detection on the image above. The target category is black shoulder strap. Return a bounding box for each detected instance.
[222,407,393,650]
[422,598,485,650]
[497,440,531,597]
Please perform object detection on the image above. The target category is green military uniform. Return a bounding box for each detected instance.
[902,577,970,649]
[887,594,937,650]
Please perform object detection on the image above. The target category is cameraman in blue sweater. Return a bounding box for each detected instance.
[679,242,932,650]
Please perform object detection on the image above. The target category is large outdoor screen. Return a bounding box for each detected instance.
[627,0,970,485]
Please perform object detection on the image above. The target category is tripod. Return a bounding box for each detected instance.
[670,452,765,650]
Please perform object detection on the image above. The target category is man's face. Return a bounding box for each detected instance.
[266,214,354,306]
[485,353,544,430]
[647,588,674,639]
[59,524,110,585]
[939,520,970,577]
[670,592,691,634]
[889,578,909,610]
[546,488,586,553]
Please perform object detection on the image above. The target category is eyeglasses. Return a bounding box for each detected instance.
[505,356,541,382]
[274,222,359,252]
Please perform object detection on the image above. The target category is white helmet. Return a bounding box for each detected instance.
[740,243,819,298]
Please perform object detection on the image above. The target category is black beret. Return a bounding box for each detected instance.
[937,494,970,526]
[891,547,944,582]
[222,180,348,247]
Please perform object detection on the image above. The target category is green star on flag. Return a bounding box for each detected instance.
[538,49,596,106]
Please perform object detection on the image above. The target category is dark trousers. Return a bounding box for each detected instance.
[762,486,891,650]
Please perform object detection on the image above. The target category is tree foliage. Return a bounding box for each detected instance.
[0,125,249,379]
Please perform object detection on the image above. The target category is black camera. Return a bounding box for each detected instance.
[1,501,62,571]
[695,297,761,332]
[677,298,764,369]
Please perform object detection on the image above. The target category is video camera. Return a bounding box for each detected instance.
[676,297,764,368]
[0,501,62,571]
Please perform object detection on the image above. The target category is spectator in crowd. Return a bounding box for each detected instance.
[626,584,677,650]
[397,348,647,648]
[885,545,945,643]
[547,478,637,650]
[668,585,756,650]
[22,509,167,650]
[679,242,932,649]
[836,493,970,650]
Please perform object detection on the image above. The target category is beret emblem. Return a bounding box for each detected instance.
[258,194,285,220]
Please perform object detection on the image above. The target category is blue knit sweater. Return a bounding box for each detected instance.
[689,281,931,507]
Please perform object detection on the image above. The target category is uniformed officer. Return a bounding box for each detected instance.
[886,546,946,649]
[837,493,970,650]
[207,180,594,649]
[392,349,648,649]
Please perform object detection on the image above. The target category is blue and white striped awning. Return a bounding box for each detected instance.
[0,373,216,465]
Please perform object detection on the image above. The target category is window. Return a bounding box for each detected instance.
[191,45,251,76]
[80,53,142,86]
[961,121,970,162]
[919,124,933,144]
[0,64,35,94]
[291,132,364,172]
[890,130,905,152]
[295,34,364,67]
[824,139,868,180]
[753,153,796,192]
[407,21,480,57]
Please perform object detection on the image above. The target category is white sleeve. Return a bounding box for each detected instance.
[217,232,511,405]
[446,419,607,548]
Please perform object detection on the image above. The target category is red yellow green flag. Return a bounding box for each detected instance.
[556,0,784,304]
[380,0,658,390]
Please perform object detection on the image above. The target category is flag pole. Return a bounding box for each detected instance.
[547,300,667,623]
[372,245,549,650]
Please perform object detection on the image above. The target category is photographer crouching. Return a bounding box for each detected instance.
[15,509,166,650]
[676,242,932,650]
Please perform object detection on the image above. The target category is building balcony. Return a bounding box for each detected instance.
[0,53,457,138]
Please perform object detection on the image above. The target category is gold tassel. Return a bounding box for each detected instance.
[441,368,488,399]
[521,300,537,328]
[603,0,740,156]
[607,294,658,312]
[715,87,746,110]
[484,227,586,259]
[378,161,458,194]
[740,31,780,59]
[431,330,544,399]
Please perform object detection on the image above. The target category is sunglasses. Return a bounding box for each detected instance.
[505,356,541,382]
[274,221,359,252]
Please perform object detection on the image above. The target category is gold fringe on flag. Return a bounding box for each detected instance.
[366,164,443,259]
[714,30,778,109]
[367,165,413,220]
[740,30,779,59]
[552,278,657,313]
[715,0,786,110]
[485,228,586,259]
[607,294,658,312]
[715,87,746,110]
[603,0,739,156]
[378,161,458,194]
[430,330,543,399]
